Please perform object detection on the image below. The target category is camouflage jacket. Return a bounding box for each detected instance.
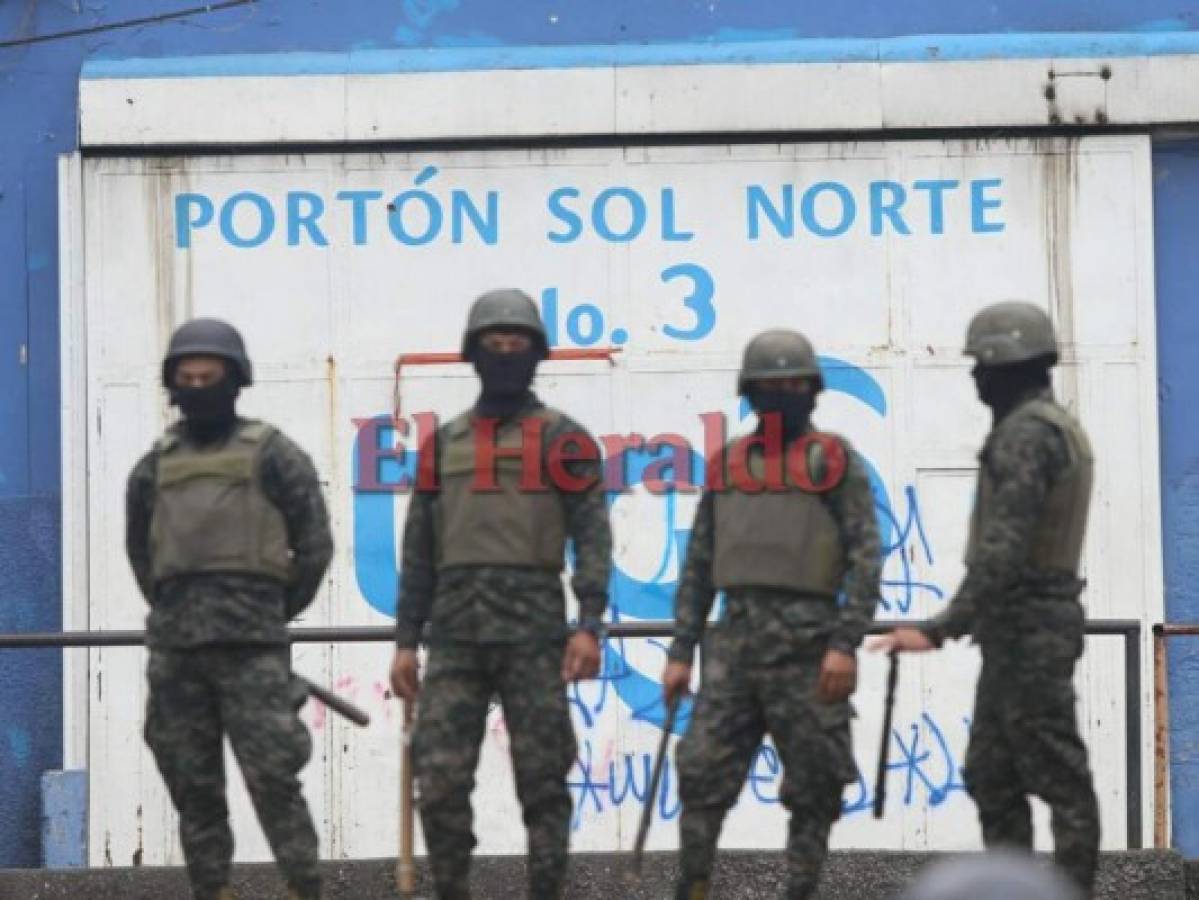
[395,394,612,648]
[926,388,1087,647]
[668,429,883,666]
[126,418,334,649]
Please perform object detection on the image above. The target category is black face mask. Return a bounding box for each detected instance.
[170,379,239,440]
[972,362,1051,419]
[472,347,539,416]
[972,365,1014,408]
[749,388,815,440]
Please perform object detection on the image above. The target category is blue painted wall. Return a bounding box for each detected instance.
[4,0,1199,867]
[1153,142,1199,857]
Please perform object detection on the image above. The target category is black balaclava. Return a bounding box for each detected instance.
[169,365,240,443]
[747,384,816,442]
[471,338,541,420]
[972,358,1052,422]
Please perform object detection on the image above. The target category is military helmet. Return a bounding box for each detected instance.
[896,851,1080,900]
[461,289,549,358]
[964,301,1058,367]
[162,318,253,387]
[737,329,823,395]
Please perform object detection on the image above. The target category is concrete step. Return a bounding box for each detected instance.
[0,850,1186,899]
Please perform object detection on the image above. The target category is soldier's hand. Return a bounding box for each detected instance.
[817,649,858,704]
[662,661,693,707]
[866,627,935,655]
[562,631,602,682]
[390,649,421,704]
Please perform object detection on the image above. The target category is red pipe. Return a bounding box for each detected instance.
[392,347,621,419]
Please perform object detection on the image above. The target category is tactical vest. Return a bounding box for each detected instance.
[965,398,1093,573]
[149,420,292,584]
[711,436,848,596]
[434,408,568,571]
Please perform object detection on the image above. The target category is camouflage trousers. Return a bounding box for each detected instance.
[964,655,1100,894]
[412,640,577,900]
[675,631,856,900]
[144,647,321,900]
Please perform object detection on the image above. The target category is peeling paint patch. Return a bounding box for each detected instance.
[6,729,31,767]
[1135,17,1190,32]
[403,0,460,30]
[395,0,461,46]
[392,25,422,46]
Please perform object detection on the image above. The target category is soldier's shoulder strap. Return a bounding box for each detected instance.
[526,404,563,428]
[507,406,567,473]
[1019,399,1093,464]
[810,428,852,454]
[435,412,476,479]
[534,404,593,461]
[155,424,184,455]
[801,429,853,496]
[234,421,280,479]
[235,418,276,444]
[442,410,474,441]
[1019,397,1072,429]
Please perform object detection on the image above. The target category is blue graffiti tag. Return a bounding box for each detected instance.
[568,738,683,830]
[878,485,944,615]
[566,713,967,830]
[888,713,969,809]
[841,714,969,816]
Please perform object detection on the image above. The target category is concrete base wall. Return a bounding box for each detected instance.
[0,850,1184,900]
[1185,860,1199,900]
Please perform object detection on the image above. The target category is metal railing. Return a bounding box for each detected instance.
[0,618,1144,848]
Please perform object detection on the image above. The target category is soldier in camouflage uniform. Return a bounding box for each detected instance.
[126,319,333,900]
[662,329,883,900]
[388,289,611,900]
[872,302,1099,894]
